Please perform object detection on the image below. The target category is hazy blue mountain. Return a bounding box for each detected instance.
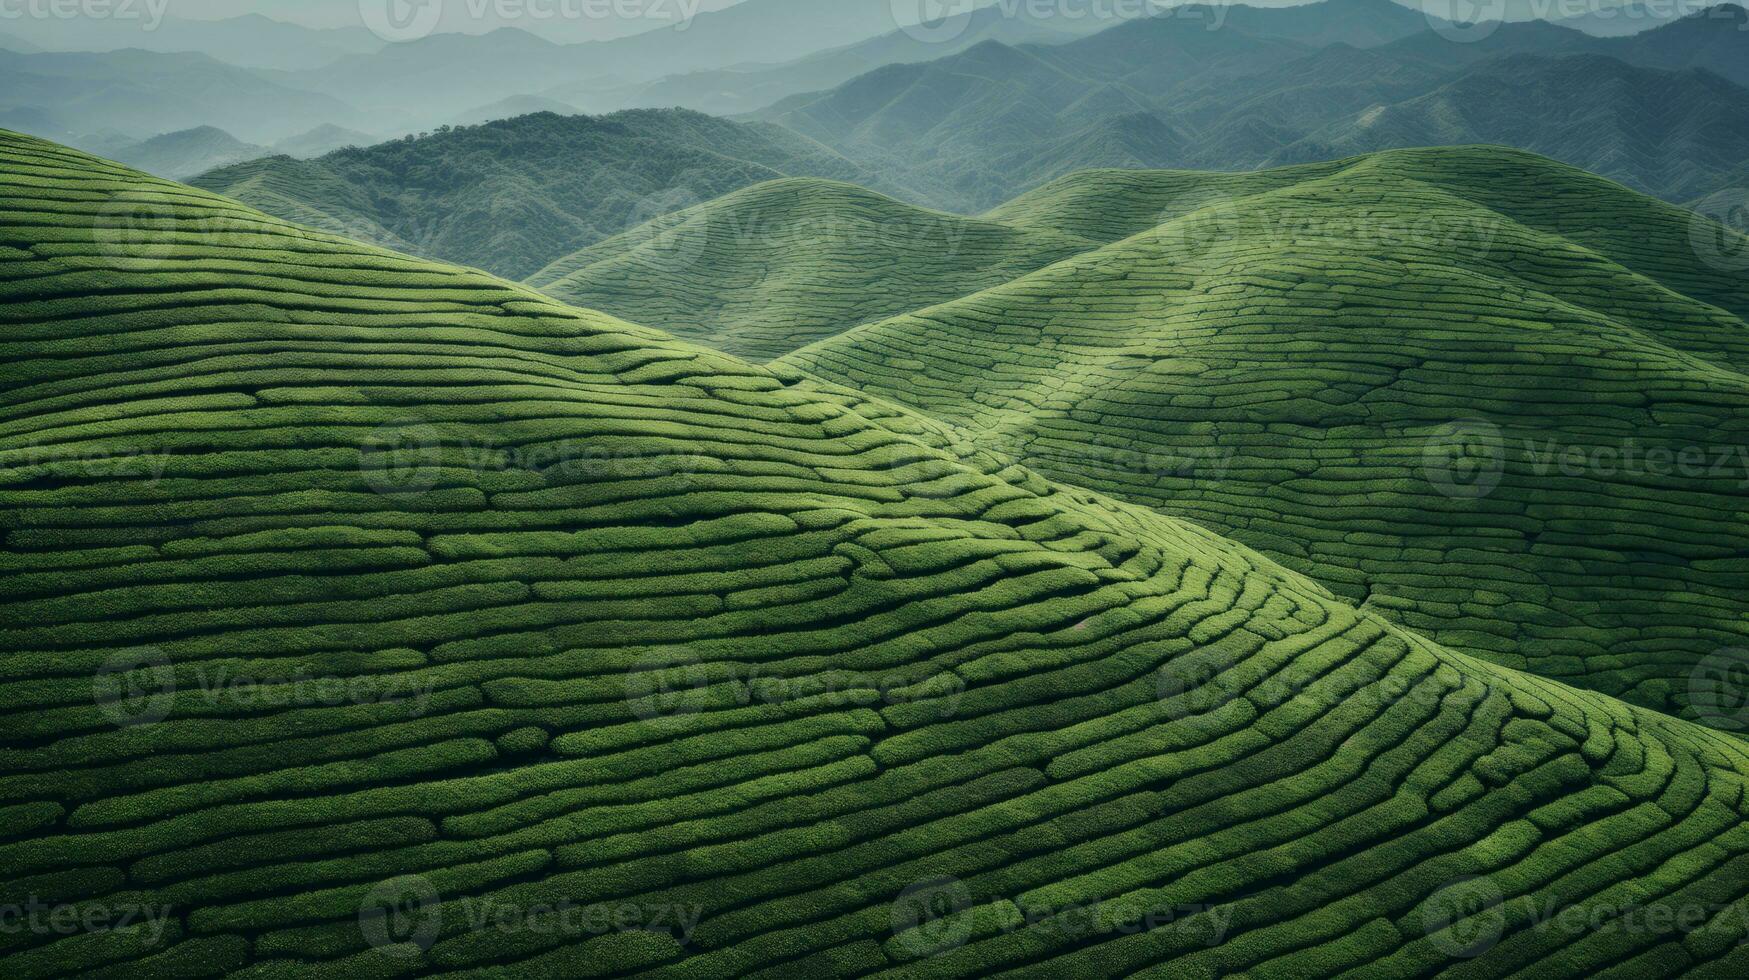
[1601,2,1749,85]
[108,126,270,180]
[1211,0,1436,46]
[451,95,585,129]
[1274,53,1749,202]
[760,1,1749,209]
[761,14,1311,208]
[0,12,385,70]
[191,109,882,280]
[551,2,1097,116]
[0,48,365,144]
[274,0,983,130]
[1552,0,1707,35]
[270,124,378,159]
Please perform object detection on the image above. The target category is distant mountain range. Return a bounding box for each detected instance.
[0,47,366,145]
[93,124,379,181]
[760,1,1749,209]
[192,109,881,281]
[553,2,1123,116]
[0,12,386,69]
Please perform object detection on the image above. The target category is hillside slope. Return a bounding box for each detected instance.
[191,110,878,281]
[526,178,1099,361]
[4,131,1748,977]
[780,147,1749,724]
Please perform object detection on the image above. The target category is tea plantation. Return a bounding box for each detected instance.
[779,146,1749,725]
[2,132,1748,978]
[526,179,1096,363]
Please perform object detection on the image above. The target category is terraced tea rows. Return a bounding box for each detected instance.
[526,179,1096,362]
[2,133,1748,978]
[780,147,1749,725]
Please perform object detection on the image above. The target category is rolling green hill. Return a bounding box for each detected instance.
[5,130,1749,978]
[191,109,879,282]
[526,178,1098,361]
[779,146,1749,724]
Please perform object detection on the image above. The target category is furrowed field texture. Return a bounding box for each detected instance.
[3,132,1749,978]
[778,147,1749,726]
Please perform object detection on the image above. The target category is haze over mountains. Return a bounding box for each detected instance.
[761,1,1749,209]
